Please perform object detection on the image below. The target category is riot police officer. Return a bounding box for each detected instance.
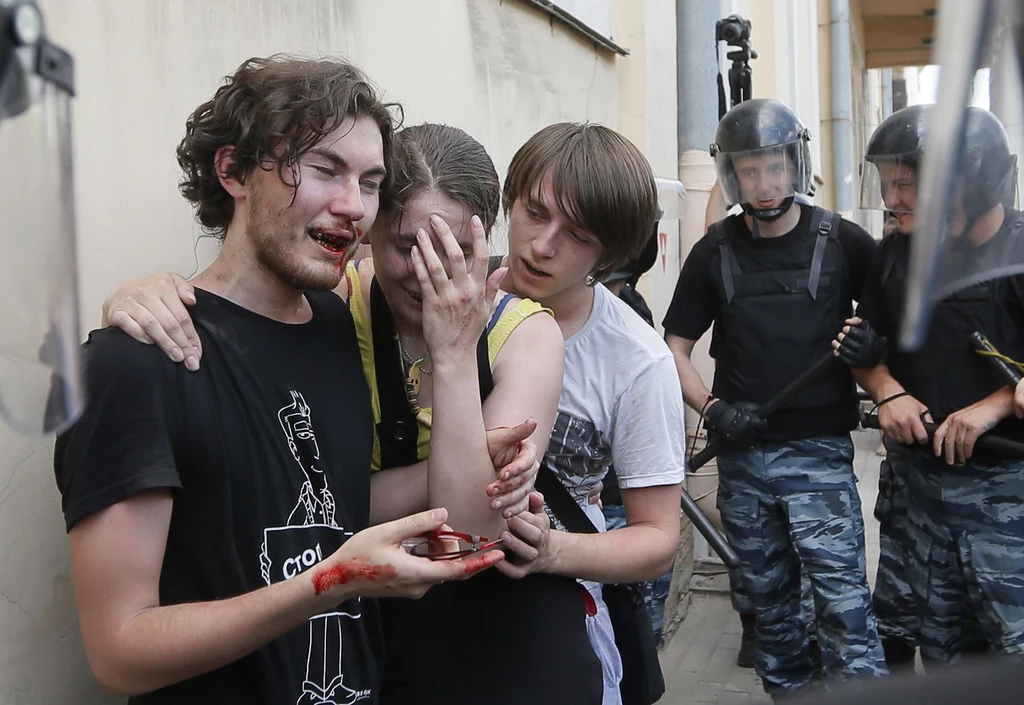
[837,106,927,672]
[837,104,1024,665]
[837,105,994,671]
[664,98,886,700]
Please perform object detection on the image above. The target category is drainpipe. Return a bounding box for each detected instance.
[676,0,719,154]
[675,0,723,567]
[830,0,855,218]
[675,0,719,434]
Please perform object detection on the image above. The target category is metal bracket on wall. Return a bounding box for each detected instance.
[515,0,630,56]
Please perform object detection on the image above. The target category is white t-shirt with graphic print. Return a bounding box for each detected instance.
[544,283,687,705]
[546,282,687,528]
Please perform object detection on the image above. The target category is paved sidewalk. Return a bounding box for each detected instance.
[659,594,771,704]
[659,428,886,704]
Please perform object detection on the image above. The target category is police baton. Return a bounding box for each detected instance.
[680,487,739,568]
[687,350,837,472]
[860,414,1024,459]
[860,332,1024,460]
[683,349,838,569]
[970,331,1024,387]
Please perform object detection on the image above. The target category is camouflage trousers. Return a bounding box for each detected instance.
[717,435,887,696]
[905,449,1024,663]
[730,568,818,642]
[872,439,919,644]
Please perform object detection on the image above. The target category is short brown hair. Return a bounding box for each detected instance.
[502,123,658,281]
[177,54,403,236]
[378,123,500,236]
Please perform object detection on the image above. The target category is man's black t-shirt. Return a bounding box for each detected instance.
[662,204,877,438]
[857,210,1024,439]
[54,289,381,705]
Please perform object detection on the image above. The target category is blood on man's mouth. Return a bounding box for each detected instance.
[308,227,355,254]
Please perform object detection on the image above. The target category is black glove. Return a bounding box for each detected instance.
[705,400,768,448]
[836,320,887,369]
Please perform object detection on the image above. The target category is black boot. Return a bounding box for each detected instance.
[881,636,917,673]
[737,611,756,668]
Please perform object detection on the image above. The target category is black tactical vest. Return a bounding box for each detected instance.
[708,206,856,413]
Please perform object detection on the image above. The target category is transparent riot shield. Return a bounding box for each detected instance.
[0,14,83,436]
[902,0,1024,350]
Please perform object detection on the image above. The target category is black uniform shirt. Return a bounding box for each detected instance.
[54,289,382,705]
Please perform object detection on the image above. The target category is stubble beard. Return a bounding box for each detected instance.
[248,187,344,293]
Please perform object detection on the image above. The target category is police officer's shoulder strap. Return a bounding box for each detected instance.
[370,276,493,469]
[709,219,743,304]
[807,206,841,300]
[880,233,903,286]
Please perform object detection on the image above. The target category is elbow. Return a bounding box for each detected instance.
[91,664,140,698]
[653,520,683,577]
[650,545,678,579]
[635,531,680,581]
[654,552,677,577]
[87,649,158,697]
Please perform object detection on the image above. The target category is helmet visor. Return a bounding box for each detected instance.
[715,140,811,210]
[0,77,84,436]
[859,156,919,214]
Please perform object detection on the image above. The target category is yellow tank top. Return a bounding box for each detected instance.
[345,260,551,470]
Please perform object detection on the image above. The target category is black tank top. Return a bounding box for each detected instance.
[379,572,602,705]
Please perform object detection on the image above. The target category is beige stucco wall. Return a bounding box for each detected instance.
[616,0,682,329]
[0,1,660,701]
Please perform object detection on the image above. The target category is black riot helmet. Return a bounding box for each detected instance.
[865,104,929,166]
[955,107,1018,227]
[709,98,813,221]
[603,229,658,286]
[860,104,930,217]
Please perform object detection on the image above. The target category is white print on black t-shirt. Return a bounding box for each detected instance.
[258,391,371,705]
